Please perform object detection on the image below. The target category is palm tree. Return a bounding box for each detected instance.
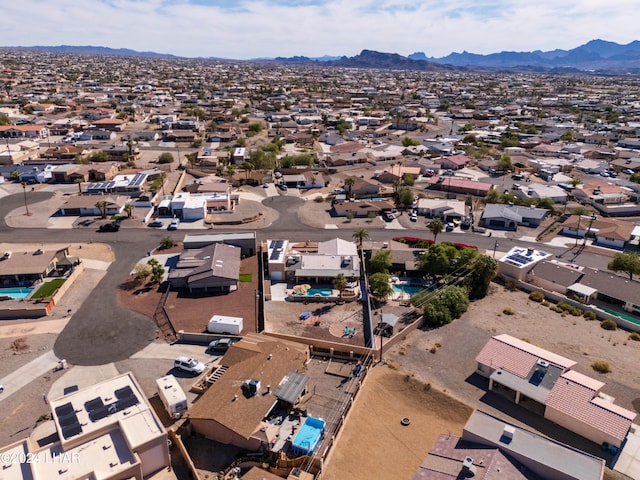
[95,200,108,219]
[352,228,369,250]
[344,177,355,199]
[74,178,83,194]
[333,273,348,301]
[123,203,134,218]
[428,218,444,244]
[21,181,30,216]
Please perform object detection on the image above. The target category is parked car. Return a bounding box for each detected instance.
[262,183,270,188]
[98,222,120,232]
[600,171,610,177]
[277,183,288,191]
[147,220,164,228]
[445,222,455,232]
[208,337,236,352]
[332,188,345,194]
[174,356,205,375]
[623,168,635,175]
[410,212,418,222]
[168,218,180,230]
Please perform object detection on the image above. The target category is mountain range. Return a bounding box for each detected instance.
[5,40,640,72]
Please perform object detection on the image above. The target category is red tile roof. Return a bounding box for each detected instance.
[475,334,576,377]
[546,370,636,443]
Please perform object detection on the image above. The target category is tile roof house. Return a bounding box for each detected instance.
[168,243,240,293]
[475,334,636,448]
[479,204,549,230]
[189,333,309,451]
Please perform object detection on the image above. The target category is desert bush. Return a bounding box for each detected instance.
[314,196,325,203]
[529,291,545,302]
[542,300,550,307]
[591,360,611,373]
[503,307,515,315]
[600,319,617,331]
[556,302,583,316]
[429,342,442,354]
[386,360,400,370]
[11,338,29,351]
[583,311,597,320]
[504,281,518,291]
[628,332,640,342]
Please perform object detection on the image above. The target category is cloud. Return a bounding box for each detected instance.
[0,0,637,59]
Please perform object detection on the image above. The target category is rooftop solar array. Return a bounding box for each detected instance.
[55,402,83,439]
[130,173,146,187]
[270,240,284,261]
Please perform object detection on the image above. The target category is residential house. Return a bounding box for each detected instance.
[58,195,128,216]
[475,334,636,448]
[83,108,114,120]
[440,153,471,170]
[39,145,86,163]
[561,215,634,249]
[0,372,170,480]
[189,333,309,450]
[0,246,71,287]
[169,192,207,220]
[416,410,604,480]
[348,177,382,197]
[294,238,360,283]
[416,198,466,221]
[0,124,48,138]
[167,243,240,293]
[330,199,394,218]
[497,246,553,282]
[90,117,126,131]
[78,129,116,141]
[427,176,494,197]
[100,144,141,162]
[479,204,549,230]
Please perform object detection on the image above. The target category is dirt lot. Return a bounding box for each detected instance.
[323,366,472,480]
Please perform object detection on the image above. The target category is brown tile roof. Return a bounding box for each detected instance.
[546,370,636,443]
[189,334,309,440]
[475,334,576,377]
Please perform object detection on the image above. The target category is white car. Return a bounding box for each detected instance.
[174,356,205,375]
[332,188,346,194]
[410,212,418,222]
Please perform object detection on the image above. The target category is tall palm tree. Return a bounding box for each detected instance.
[123,203,134,218]
[95,200,108,219]
[352,228,369,250]
[21,181,30,216]
[74,178,83,194]
[333,273,348,301]
[428,218,444,244]
[344,177,355,199]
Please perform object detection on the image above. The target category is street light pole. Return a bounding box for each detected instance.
[492,240,499,259]
[574,215,582,247]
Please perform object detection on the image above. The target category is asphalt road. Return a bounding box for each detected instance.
[0,191,613,365]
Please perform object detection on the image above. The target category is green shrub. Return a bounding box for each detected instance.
[505,281,518,291]
[600,319,617,331]
[583,311,596,320]
[628,332,640,342]
[555,302,582,316]
[591,360,611,373]
[529,291,545,302]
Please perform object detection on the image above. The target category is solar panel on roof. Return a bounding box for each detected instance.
[131,173,145,186]
[505,254,533,266]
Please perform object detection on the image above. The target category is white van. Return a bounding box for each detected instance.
[168,218,180,230]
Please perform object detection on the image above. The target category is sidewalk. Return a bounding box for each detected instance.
[0,350,60,404]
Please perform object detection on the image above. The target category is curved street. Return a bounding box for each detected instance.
[0,189,614,365]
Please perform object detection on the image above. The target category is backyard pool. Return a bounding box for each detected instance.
[292,416,326,455]
[0,287,34,300]
[391,284,425,296]
[305,288,333,297]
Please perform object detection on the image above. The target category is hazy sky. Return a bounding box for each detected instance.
[2,0,638,59]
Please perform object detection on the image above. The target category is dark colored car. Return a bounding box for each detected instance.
[147,220,164,228]
[208,338,236,352]
[98,222,120,232]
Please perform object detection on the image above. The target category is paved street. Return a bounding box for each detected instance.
[0,189,617,367]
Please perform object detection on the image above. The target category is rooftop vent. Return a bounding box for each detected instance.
[536,359,550,368]
[501,425,515,443]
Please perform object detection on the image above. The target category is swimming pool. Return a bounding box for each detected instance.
[306,288,333,297]
[292,416,325,455]
[391,284,425,296]
[0,287,34,300]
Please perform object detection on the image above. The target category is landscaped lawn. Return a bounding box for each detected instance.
[239,273,252,282]
[31,279,66,299]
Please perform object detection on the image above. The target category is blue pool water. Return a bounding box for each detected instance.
[392,284,425,296]
[306,288,332,297]
[292,416,325,455]
[0,287,34,299]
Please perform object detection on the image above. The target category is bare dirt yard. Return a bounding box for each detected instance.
[323,366,473,480]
